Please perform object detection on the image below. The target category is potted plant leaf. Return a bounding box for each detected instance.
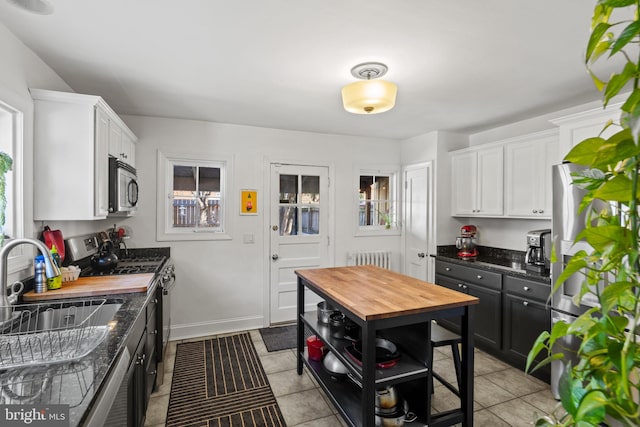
[527,1,640,425]
[0,152,12,247]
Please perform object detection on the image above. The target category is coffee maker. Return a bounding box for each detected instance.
[456,225,478,258]
[525,229,551,274]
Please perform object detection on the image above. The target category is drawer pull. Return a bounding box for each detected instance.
[532,209,538,213]
[457,283,463,288]
[539,210,544,214]
[445,267,451,271]
[523,286,530,291]
[477,275,482,279]
[523,301,529,306]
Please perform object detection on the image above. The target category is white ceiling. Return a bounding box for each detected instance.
[0,0,624,140]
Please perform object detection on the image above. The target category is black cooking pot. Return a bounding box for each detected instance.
[91,242,119,271]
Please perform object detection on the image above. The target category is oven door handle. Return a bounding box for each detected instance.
[162,276,176,295]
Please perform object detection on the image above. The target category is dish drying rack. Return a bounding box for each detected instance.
[0,299,110,369]
[0,359,96,407]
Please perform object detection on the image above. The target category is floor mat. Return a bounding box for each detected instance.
[258,324,312,352]
[166,332,286,427]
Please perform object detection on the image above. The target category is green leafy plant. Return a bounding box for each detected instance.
[376,207,393,229]
[526,2,640,425]
[0,152,12,246]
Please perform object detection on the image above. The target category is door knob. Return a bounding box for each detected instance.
[417,252,425,258]
[272,254,279,260]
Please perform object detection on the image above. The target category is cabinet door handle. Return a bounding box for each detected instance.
[445,267,451,271]
[457,283,464,288]
[523,286,530,291]
[150,370,157,375]
[523,301,529,306]
[539,210,544,214]
[463,285,468,290]
[417,252,426,258]
[476,275,482,279]
[532,209,538,213]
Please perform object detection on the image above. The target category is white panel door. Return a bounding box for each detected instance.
[404,163,433,281]
[270,164,329,324]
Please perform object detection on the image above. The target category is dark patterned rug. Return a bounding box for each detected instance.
[258,324,312,352]
[166,333,286,427]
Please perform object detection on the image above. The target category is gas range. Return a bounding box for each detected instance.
[65,233,170,277]
[79,255,167,277]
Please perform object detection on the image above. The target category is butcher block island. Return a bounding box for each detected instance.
[295,265,479,427]
[22,273,155,301]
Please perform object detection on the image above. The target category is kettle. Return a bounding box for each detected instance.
[91,241,119,271]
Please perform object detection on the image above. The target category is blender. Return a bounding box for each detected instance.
[456,225,478,258]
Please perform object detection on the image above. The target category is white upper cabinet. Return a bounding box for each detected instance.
[504,130,559,218]
[550,102,622,159]
[31,89,137,220]
[108,119,136,167]
[451,145,503,217]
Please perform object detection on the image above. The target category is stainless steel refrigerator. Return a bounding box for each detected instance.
[550,163,611,398]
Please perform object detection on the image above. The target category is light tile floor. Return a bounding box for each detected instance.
[144,330,562,426]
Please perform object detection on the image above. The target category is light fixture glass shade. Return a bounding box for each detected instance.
[341,80,397,114]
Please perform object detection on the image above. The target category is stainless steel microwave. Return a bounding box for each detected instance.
[109,157,139,214]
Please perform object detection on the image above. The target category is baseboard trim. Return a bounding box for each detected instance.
[170,315,264,341]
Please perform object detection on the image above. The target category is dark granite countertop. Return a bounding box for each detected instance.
[0,247,169,426]
[436,245,551,284]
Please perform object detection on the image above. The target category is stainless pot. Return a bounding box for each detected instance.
[322,352,348,381]
[375,399,416,427]
[375,410,405,427]
[317,301,338,324]
[375,385,399,412]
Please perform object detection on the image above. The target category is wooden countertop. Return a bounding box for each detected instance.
[295,265,479,321]
[22,273,154,301]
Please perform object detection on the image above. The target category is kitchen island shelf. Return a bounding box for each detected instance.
[296,265,479,427]
[300,311,430,385]
[301,349,363,427]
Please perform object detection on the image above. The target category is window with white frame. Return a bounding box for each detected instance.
[0,103,15,243]
[0,96,28,274]
[357,171,396,232]
[157,152,232,241]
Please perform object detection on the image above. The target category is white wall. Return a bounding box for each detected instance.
[0,22,82,282]
[121,115,402,338]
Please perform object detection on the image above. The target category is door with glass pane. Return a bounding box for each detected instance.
[270,164,329,324]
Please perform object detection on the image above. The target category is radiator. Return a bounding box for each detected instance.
[350,250,392,270]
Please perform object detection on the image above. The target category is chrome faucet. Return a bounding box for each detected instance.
[0,238,61,321]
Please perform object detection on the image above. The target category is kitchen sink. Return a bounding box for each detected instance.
[16,302,123,332]
[0,299,122,369]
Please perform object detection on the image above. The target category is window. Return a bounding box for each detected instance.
[0,96,27,274]
[279,174,320,236]
[0,104,15,243]
[357,170,398,234]
[157,152,232,241]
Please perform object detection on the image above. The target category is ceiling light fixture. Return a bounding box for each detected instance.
[6,0,54,14]
[341,62,397,114]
